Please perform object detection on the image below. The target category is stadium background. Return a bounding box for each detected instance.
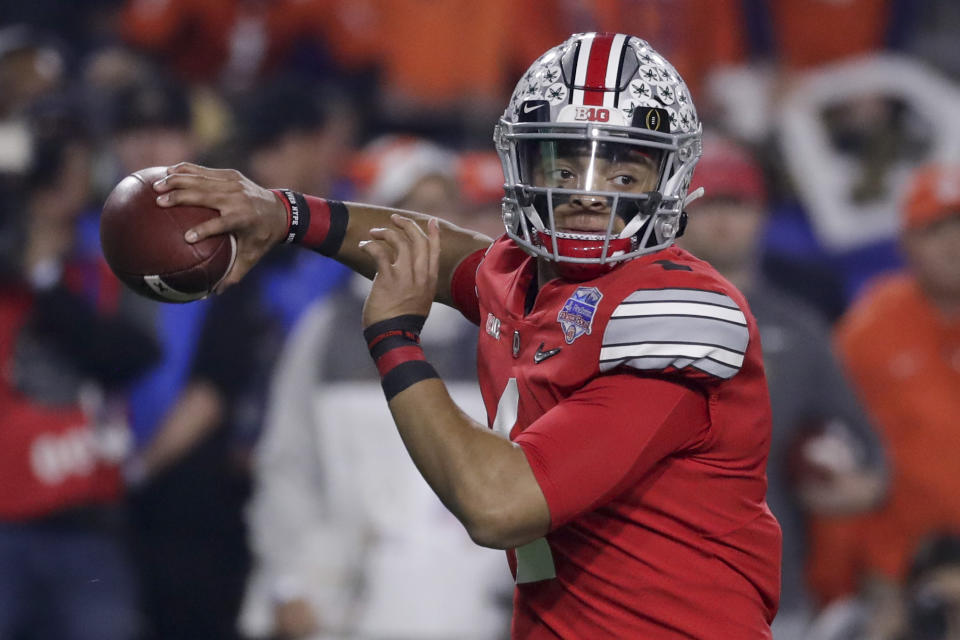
[1,1,959,639]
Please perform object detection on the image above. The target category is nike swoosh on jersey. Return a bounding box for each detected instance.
[534,343,562,363]
[599,288,750,379]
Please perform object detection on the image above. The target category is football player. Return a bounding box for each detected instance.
[154,32,782,638]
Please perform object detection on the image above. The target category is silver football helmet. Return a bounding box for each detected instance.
[495,32,703,279]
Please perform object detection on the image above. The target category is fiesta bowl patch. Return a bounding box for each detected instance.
[558,287,603,344]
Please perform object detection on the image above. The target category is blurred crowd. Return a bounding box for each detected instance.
[0,1,959,639]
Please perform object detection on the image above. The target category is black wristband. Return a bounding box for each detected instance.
[276,189,311,244]
[363,314,428,345]
[381,360,440,401]
[365,314,438,400]
[318,199,348,257]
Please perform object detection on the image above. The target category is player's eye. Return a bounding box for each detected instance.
[610,174,636,187]
[549,168,577,183]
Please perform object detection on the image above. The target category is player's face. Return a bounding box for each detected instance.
[530,142,659,234]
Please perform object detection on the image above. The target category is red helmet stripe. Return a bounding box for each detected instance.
[583,33,615,105]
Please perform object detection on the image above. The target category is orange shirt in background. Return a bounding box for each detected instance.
[808,274,960,603]
[320,0,747,111]
[318,0,565,109]
[586,0,746,99]
[770,0,892,69]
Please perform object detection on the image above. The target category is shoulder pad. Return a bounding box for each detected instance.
[600,287,749,380]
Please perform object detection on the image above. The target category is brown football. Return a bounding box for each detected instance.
[100,166,235,303]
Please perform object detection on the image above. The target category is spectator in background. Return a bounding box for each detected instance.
[903,534,960,640]
[0,27,64,184]
[117,77,350,640]
[238,75,355,198]
[807,533,960,640]
[96,77,214,486]
[809,165,960,608]
[679,133,888,640]
[83,77,235,640]
[119,0,569,144]
[0,104,158,640]
[239,136,510,640]
[0,26,63,120]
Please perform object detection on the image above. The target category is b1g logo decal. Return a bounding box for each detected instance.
[558,287,603,344]
[573,106,610,122]
[557,104,627,126]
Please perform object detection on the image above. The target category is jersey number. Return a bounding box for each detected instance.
[493,378,557,584]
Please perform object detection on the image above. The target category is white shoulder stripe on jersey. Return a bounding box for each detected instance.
[623,288,740,309]
[611,301,747,325]
[603,34,627,107]
[604,315,749,354]
[600,342,745,368]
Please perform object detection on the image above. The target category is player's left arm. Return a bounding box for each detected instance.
[361,215,548,549]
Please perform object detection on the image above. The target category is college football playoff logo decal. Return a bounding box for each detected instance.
[558,287,603,344]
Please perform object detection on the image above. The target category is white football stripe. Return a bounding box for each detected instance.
[143,275,206,302]
[611,301,747,324]
[212,233,238,290]
[600,342,745,368]
[603,34,626,107]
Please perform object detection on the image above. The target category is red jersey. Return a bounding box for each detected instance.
[452,237,781,638]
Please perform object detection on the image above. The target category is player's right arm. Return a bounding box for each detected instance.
[152,162,492,307]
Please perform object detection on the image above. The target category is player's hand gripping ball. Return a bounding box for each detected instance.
[100,166,236,302]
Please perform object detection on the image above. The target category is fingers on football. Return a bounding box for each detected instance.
[153,172,234,194]
[166,163,243,181]
[156,179,240,213]
[184,213,250,243]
